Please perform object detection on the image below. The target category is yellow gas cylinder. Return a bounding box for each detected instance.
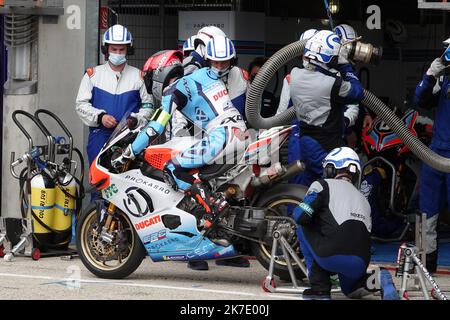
[30,172,56,252]
[53,173,77,249]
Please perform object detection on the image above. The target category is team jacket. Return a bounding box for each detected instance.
[293,178,372,263]
[76,62,154,131]
[132,67,247,154]
[277,72,360,127]
[413,74,450,149]
[283,62,364,150]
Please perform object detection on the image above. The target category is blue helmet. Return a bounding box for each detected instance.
[334,24,358,41]
[103,24,132,46]
[443,37,450,62]
[323,147,361,181]
[183,35,197,56]
[102,24,133,56]
[206,35,236,62]
[304,30,341,64]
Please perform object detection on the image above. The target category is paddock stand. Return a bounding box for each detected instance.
[261,224,341,295]
[405,211,444,297]
[396,243,448,300]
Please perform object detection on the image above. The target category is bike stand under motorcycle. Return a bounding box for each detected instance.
[396,243,448,300]
[261,220,341,295]
[4,110,81,262]
[395,212,450,300]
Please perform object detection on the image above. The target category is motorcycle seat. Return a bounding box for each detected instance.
[198,164,236,180]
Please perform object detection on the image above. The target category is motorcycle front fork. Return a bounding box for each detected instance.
[100,162,131,233]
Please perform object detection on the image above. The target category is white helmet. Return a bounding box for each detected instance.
[206,35,236,62]
[206,35,237,78]
[444,37,450,47]
[444,37,450,63]
[299,28,318,41]
[323,147,361,182]
[183,35,197,55]
[304,30,341,64]
[195,26,226,48]
[334,24,358,41]
[103,24,133,46]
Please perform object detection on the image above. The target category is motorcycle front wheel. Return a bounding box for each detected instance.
[76,202,146,279]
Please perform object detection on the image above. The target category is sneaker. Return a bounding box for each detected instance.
[379,269,400,300]
[187,260,209,271]
[215,257,250,268]
[302,288,331,300]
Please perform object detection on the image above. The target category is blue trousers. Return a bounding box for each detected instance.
[87,129,113,202]
[419,145,450,253]
[287,122,304,184]
[165,126,230,191]
[297,136,328,187]
[420,146,450,218]
[297,223,367,295]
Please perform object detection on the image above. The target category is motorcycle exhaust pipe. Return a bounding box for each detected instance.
[252,161,305,187]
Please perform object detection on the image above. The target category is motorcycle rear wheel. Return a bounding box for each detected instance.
[76,202,146,279]
[251,184,308,281]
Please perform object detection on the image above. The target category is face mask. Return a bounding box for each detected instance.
[211,66,230,78]
[109,53,127,66]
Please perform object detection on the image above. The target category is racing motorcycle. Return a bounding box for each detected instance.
[76,115,307,280]
[360,108,432,241]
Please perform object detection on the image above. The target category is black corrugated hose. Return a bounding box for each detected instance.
[245,40,450,173]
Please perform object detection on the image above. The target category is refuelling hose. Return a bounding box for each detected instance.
[245,39,450,173]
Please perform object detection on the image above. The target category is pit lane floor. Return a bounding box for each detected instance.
[0,253,449,300]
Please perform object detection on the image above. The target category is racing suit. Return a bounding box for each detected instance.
[293,178,372,296]
[164,46,209,138]
[277,72,360,184]
[76,62,154,166]
[413,72,450,269]
[170,66,249,138]
[130,67,247,192]
[182,45,208,76]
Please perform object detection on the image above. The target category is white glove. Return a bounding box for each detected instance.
[426,58,447,78]
[338,45,350,65]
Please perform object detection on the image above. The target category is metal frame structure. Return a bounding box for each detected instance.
[262,223,341,295]
[396,243,448,300]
